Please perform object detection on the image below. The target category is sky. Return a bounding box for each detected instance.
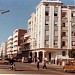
[0,0,75,44]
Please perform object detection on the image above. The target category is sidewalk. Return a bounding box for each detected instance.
[31,63,63,70]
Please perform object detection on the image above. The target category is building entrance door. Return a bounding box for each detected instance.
[49,53,51,60]
[39,52,43,62]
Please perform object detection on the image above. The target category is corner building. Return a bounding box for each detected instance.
[28,0,75,64]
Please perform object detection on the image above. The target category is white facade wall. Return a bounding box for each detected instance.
[7,36,13,55]
[67,9,72,49]
[28,0,75,63]
[13,29,18,54]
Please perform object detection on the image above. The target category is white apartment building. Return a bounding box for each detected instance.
[7,36,13,58]
[13,29,27,58]
[0,42,7,59]
[0,47,2,58]
[28,0,75,64]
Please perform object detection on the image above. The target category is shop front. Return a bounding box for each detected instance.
[30,48,69,65]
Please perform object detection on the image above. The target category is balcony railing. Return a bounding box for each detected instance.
[62,27,68,31]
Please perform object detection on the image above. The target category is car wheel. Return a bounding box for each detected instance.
[63,68,67,72]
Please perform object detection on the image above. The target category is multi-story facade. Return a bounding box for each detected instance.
[20,33,30,62]
[0,42,7,59]
[13,29,27,58]
[28,0,75,64]
[7,36,13,58]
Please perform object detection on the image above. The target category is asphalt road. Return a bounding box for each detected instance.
[0,62,75,75]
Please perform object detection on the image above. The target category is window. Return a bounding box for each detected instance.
[54,22,58,26]
[74,33,75,36]
[62,41,65,46]
[45,7,49,11]
[45,40,49,45]
[62,12,66,17]
[73,25,75,28]
[71,13,75,17]
[62,23,65,27]
[72,32,73,36]
[54,24,57,26]
[45,4,49,6]
[71,13,73,17]
[62,51,66,56]
[45,31,49,35]
[45,11,49,16]
[54,41,57,46]
[54,13,57,16]
[54,31,58,36]
[45,24,48,25]
[62,32,66,36]
[45,21,49,25]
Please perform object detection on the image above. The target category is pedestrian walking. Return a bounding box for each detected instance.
[37,57,40,70]
[22,57,24,63]
[9,56,16,70]
[43,60,47,69]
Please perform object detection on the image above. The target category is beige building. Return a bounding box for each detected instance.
[28,0,75,64]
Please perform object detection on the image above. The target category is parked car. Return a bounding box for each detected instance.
[63,60,75,72]
[0,60,9,65]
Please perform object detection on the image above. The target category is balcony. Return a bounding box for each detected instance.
[8,36,13,40]
[54,26,58,31]
[72,18,75,23]
[8,40,13,44]
[45,45,49,48]
[7,48,12,51]
[62,36,68,40]
[54,17,58,22]
[13,32,18,38]
[13,47,18,51]
[45,36,49,40]
[62,46,67,49]
[12,51,17,54]
[45,26,49,31]
[13,42,18,46]
[45,7,49,11]
[72,28,75,31]
[72,37,75,41]
[7,44,13,48]
[45,16,49,21]
[13,37,18,42]
[54,37,58,41]
[62,27,68,31]
[24,33,30,38]
[54,45,58,48]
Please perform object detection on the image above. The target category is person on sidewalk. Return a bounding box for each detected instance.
[43,60,47,69]
[22,57,25,63]
[37,57,40,70]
